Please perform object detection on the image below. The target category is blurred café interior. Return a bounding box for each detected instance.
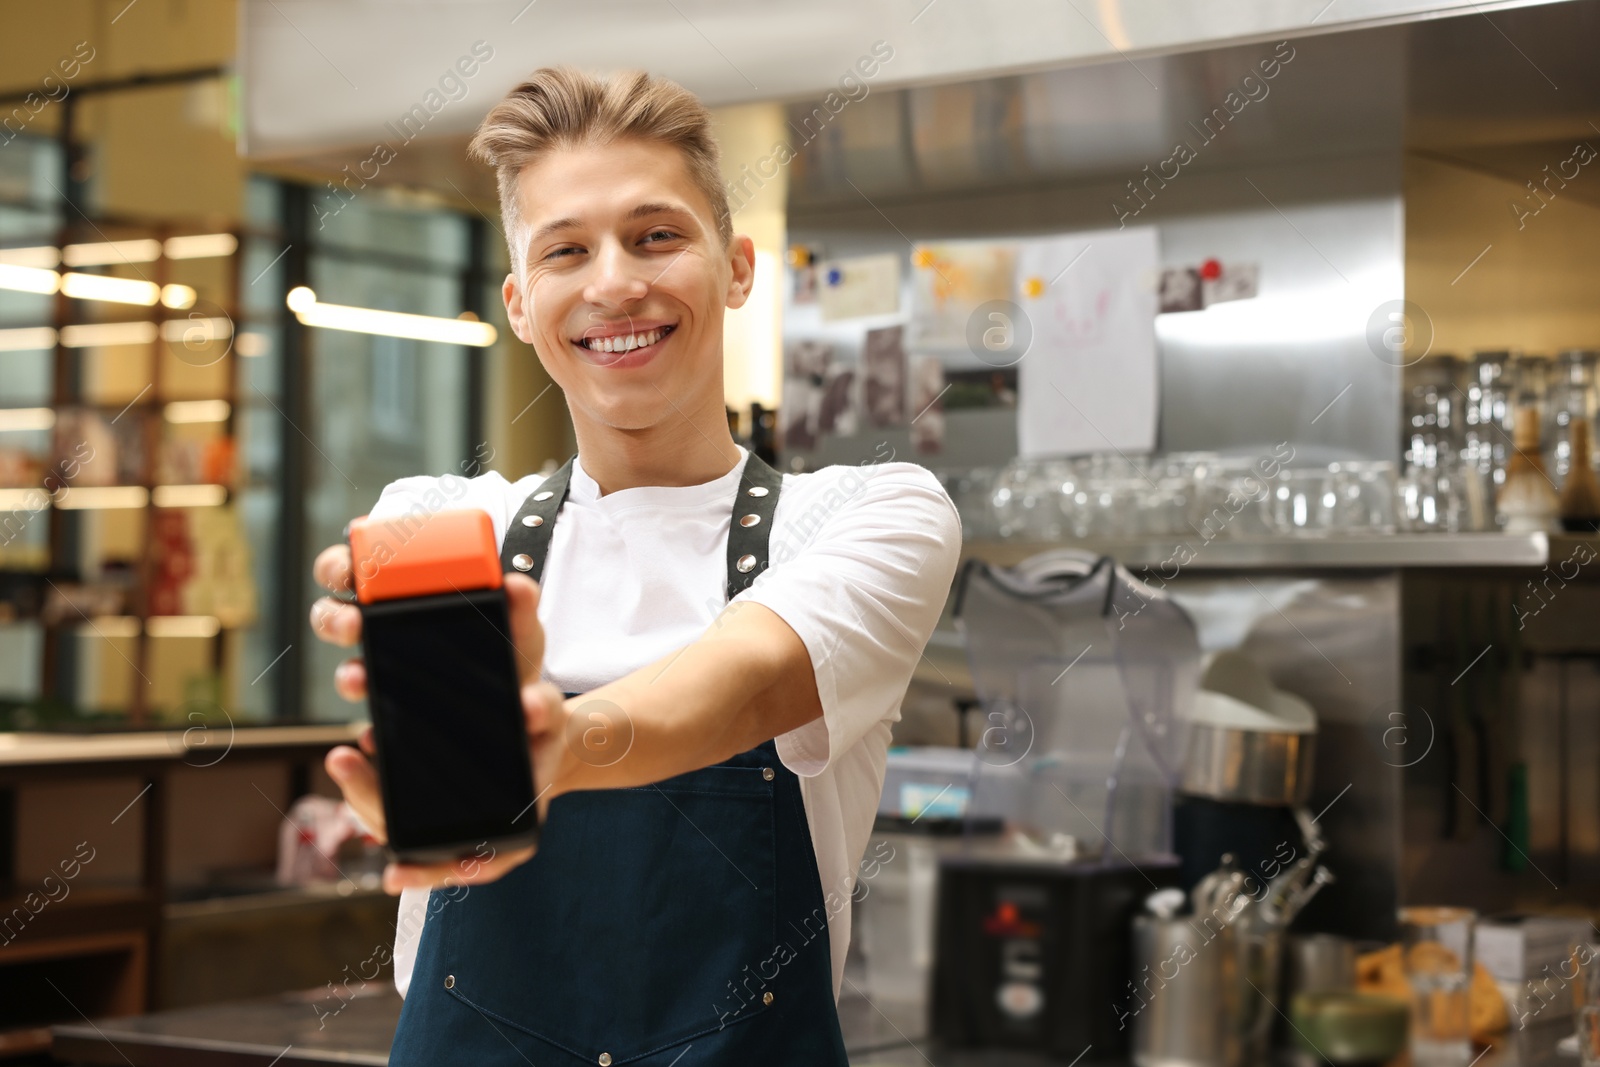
[4,0,1600,1064]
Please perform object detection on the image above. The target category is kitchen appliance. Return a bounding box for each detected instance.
[1174,651,1319,895]
[933,856,1180,1057]
[939,550,1199,1057]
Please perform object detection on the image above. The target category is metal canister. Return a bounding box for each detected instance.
[1130,914,1242,1067]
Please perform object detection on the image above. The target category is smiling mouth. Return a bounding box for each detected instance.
[573,324,676,354]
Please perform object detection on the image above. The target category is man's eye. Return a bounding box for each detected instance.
[643,230,679,244]
[545,246,583,260]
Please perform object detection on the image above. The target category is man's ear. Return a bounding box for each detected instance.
[503,272,534,345]
[725,234,756,311]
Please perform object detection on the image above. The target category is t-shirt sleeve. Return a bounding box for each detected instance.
[742,462,962,777]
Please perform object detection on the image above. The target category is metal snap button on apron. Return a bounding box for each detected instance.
[533,490,555,501]
[736,553,758,573]
[522,514,544,527]
[444,975,455,989]
[763,991,774,1005]
[598,1054,612,1066]
[739,513,761,527]
[512,553,534,572]
[762,767,775,781]
[747,485,769,497]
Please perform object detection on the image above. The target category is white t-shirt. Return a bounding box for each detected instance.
[365,444,962,1003]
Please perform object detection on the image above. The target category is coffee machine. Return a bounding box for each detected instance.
[1173,650,1320,895]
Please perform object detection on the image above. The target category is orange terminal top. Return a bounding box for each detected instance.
[348,509,503,605]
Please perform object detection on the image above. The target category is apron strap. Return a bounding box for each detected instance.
[501,457,575,585]
[499,450,784,601]
[725,451,783,601]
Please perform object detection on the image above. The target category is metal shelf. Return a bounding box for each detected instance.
[958,531,1579,570]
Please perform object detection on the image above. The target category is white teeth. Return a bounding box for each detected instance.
[580,326,669,352]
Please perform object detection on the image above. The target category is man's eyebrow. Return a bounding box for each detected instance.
[527,203,697,248]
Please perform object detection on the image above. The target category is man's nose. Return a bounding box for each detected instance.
[582,239,648,308]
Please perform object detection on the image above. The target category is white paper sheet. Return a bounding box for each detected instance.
[817,253,901,321]
[1015,226,1159,458]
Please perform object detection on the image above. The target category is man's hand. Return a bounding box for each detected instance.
[310,543,573,895]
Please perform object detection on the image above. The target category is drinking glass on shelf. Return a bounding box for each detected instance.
[1400,906,1475,1066]
[1578,944,1600,1067]
[1398,458,1471,532]
[1268,467,1333,536]
[1323,461,1398,534]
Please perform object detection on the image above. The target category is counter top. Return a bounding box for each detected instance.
[0,723,364,769]
[48,983,1578,1066]
[961,532,1600,570]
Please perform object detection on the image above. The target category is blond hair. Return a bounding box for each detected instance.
[467,67,733,274]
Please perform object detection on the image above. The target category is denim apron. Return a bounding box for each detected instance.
[388,451,851,1066]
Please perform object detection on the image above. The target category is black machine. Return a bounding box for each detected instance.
[348,509,537,863]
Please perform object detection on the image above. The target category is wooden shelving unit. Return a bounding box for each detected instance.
[1,214,251,729]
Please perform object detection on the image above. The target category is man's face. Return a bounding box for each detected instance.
[503,138,754,432]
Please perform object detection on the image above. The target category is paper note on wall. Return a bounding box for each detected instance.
[908,242,1016,349]
[817,253,901,321]
[1015,226,1159,458]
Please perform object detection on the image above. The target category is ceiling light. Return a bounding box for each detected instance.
[0,408,55,432]
[164,234,238,260]
[62,239,162,267]
[60,272,160,306]
[163,400,231,423]
[0,327,57,352]
[285,286,497,348]
[60,322,159,347]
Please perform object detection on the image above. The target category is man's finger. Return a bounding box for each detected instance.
[325,745,385,842]
[335,658,367,702]
[381,845,536,894]
[503,573,545,686]
[311,597,362,647]
[314,543,353,594]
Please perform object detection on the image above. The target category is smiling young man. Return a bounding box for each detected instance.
[311,67,961,1065]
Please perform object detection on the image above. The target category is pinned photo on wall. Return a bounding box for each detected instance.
[781,339,834,452]
[1157,267,1202,313]
[863,325,908,428]
[1200,261,1260,306]
[908,241,1016,348]
[792,264,818,305]
[910,355,946,455]
[818,363,859,437]
[817,253,901,321]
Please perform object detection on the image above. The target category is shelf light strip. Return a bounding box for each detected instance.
[0,407,56,432]
[0,484,229,510]
[0,234,238,270]
[75,616,223,638]
[0,265,196,309]
[286,286,497,348]
[163,399,231,423]
[0,319,233,351]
